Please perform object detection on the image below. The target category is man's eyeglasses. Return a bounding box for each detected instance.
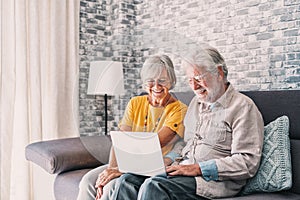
[144,78,170,87]
[188,72,209,84]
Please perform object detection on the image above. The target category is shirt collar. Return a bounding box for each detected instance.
[214,83,234,108]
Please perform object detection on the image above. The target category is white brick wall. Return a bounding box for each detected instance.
[79,0,300,136]
[136,0,300,91]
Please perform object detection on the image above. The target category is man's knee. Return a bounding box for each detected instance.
[141,176,165,191]
[137,176,168,200]
[117,173,136,185]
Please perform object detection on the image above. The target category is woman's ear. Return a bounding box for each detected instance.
[169,82,174,90]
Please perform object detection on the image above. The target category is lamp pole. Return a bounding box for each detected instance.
[104,94,108,135]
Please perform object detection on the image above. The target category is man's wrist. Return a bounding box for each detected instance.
[198,160,218,181]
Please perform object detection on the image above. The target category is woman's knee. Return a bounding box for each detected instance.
[101,178,117,200]
[77,170,99,200]
[79,165,107,189]
[79,172,96,189]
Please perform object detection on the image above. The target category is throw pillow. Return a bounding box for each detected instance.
[240,115,292,195]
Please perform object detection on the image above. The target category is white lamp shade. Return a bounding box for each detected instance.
[87,61,125,96]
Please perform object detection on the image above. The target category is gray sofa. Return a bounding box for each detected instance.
[25,90,300,200]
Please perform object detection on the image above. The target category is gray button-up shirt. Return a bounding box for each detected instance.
[181,84,264,199]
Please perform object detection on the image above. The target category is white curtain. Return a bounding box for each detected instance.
[1,0,80,199]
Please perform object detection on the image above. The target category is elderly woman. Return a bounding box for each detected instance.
[77,55,187,200]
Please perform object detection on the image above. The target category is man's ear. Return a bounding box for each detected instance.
[217,65,225,80]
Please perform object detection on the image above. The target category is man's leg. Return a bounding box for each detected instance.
[77,164,108,200]
[138,176,206,200]
[111,173,148,200]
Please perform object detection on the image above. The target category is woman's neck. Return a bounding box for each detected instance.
[148,93,172,107]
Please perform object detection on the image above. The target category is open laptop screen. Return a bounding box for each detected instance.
[110,131,166,177]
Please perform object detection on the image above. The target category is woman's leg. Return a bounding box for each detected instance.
[99,178,117,200]
[77,164,108,200]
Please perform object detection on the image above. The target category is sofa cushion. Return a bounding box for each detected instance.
[54,168,93,200]
[290,139,300,194]
[220,191,300,200]
[25,135,111,174]
[241,115,292,195]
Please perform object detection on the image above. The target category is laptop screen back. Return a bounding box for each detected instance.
[110,131,166,177]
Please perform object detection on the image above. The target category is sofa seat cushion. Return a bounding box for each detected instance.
[54,168,93,200]
[220,191,300,200]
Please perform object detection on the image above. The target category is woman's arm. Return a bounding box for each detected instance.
[157,126,178,147]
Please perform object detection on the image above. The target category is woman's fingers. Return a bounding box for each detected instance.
[95,172,106,187]
[95,168,122,188]
[101,170,122,185]
[95,186,103,200]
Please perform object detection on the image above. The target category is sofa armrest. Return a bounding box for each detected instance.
[25,135,112,174]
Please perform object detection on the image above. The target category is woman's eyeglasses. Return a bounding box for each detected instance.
[144,78,170,87]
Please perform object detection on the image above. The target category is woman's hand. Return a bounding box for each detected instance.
[163,157,173,166]
[166,164,202,176]
[95,186,103,200]
[95,167,122,187]
[95,167,122,200]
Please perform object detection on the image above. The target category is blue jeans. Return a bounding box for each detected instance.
[111,173,207,200]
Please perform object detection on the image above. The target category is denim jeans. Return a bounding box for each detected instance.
[111,173,207,200]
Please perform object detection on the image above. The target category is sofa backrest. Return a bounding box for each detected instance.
[173,89,300,194]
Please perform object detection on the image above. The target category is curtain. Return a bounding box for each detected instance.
[0,0,80,199]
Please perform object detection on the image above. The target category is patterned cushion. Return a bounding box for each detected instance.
[241,115,292,195]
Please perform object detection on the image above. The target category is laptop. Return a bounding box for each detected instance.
[110,131,166,177]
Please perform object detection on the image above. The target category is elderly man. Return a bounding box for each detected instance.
[111,45,264,199]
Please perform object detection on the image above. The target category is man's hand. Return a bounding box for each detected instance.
[166,164,202,176]
[95,167,122,200]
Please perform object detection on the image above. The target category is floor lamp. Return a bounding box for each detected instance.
[87,61,125,135]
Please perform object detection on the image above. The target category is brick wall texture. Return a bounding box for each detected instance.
[79,0,300,136]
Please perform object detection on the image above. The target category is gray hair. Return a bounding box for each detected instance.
[182,45,228,81]
[140,54,176,90]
